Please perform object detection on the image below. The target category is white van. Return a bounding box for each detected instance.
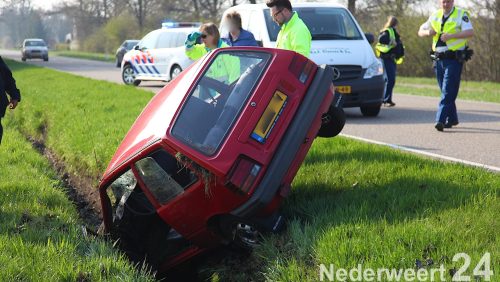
[221,3,386,116]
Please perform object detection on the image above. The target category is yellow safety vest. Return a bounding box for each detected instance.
[375,28,404,64]
[430,7,470,51]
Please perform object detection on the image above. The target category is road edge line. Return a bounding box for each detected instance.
[340,133,500,173]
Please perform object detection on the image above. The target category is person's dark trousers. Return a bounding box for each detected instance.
[434,58,463,124]
[383,57,397,103]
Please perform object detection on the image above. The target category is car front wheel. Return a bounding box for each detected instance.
[170,65,182,81]
[360,104,382,117]
[122,64,140,86]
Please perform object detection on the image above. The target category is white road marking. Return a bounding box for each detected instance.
[340,133,500,173]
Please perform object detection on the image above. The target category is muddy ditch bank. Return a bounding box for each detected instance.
[25,132,102,229]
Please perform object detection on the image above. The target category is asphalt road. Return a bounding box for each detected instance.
[2,49,500,171]
[0,49,166,93]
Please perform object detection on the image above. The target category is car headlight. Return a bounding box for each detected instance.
[363,59,384,79]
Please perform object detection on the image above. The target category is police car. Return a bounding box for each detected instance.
[121,22,200,86]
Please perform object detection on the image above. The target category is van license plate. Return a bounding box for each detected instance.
[336,86,351,94]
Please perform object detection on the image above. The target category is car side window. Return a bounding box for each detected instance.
[135,150,197,205]
[175,33,185,47]
[139,31,158,50]
[157,32,173,49]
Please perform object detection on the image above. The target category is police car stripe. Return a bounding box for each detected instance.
[152,65,161,75]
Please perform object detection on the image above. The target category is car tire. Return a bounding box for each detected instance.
[116,58,121,68]
[218,216,263,250]
[122,64,140,86]
[360,104,382,117]
[22,57,26,62]
[170,65,182,81]
[43,56,49,62]
[318,106,345,138]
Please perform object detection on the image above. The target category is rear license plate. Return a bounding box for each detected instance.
[336,86,351,94]
[251,91,288,143]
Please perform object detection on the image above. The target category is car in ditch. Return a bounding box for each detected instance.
[98,46,344,273]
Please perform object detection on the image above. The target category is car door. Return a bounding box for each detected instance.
[135,31,160,77]
[152,31,175,79]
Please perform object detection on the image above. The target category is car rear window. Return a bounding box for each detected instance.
[264,7,363,42]
[172,50,271,155]
[25,40,46,47]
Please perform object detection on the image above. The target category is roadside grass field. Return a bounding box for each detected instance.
[53,50,116,63]
[395,76,500,104]
[0,127,153,281]
[4,60,499,280]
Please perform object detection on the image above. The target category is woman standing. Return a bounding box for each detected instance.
[376,16,404,107]
[185,23,229,61]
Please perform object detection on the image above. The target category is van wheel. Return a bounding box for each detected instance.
[122,64,139,86]
[360,104,381,117]
[170,65,182,80]
[318,106,345,138]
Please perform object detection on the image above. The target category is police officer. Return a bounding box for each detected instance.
[418,0,474,132]
[0,56,21,144]
[266,0,311,58]
[376,16,405,107]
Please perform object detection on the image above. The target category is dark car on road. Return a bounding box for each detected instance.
[21,38,49,62]
[115,40,139,67]
[99,46,344,273]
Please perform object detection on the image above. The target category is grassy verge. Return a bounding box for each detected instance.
[206,136,499,281]
[5,60,499,280]
[7,59,153,183]
[0,126,153,280]
[53,50,116,63]
[395,76,500,103]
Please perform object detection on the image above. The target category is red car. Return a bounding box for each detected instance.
[98,47,343,272]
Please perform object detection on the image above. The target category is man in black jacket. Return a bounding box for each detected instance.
[0,56,21,144]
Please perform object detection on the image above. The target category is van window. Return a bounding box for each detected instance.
[172,50,271,155]
[264,7,362,41]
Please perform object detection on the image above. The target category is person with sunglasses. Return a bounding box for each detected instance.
[185,23,229,61]
[266,0,311,58]
[185,23,240,84]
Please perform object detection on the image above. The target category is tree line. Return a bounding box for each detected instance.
[0,0,498,81]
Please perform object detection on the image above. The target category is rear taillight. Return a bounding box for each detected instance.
[227,157,262,194]
[288,54,315,83]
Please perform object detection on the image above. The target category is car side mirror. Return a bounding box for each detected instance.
[365,33,375,44]
[134,45,140,50]
[256,40,263,47]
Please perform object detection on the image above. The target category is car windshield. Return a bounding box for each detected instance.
[172,50,271,155]
[264,7,362,42]
[126,41,139,49]
[25,40,46,47]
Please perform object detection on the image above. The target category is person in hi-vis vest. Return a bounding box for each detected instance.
[376,16,404,107]
[418,0,474,132]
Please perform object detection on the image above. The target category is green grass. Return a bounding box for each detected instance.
[53,50,116,63]
[0,126,154,281]
[222,137,499,281]
[395,76,500,103]
[4,59,499,280]
[7,59,153,183]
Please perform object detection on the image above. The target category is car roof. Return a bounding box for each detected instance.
[24,38,45,41]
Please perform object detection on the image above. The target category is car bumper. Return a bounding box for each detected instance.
[23,52,48,58]
[231,64,334,218]
[336,74,385,107]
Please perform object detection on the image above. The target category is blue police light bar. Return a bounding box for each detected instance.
[162,21,201,29]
